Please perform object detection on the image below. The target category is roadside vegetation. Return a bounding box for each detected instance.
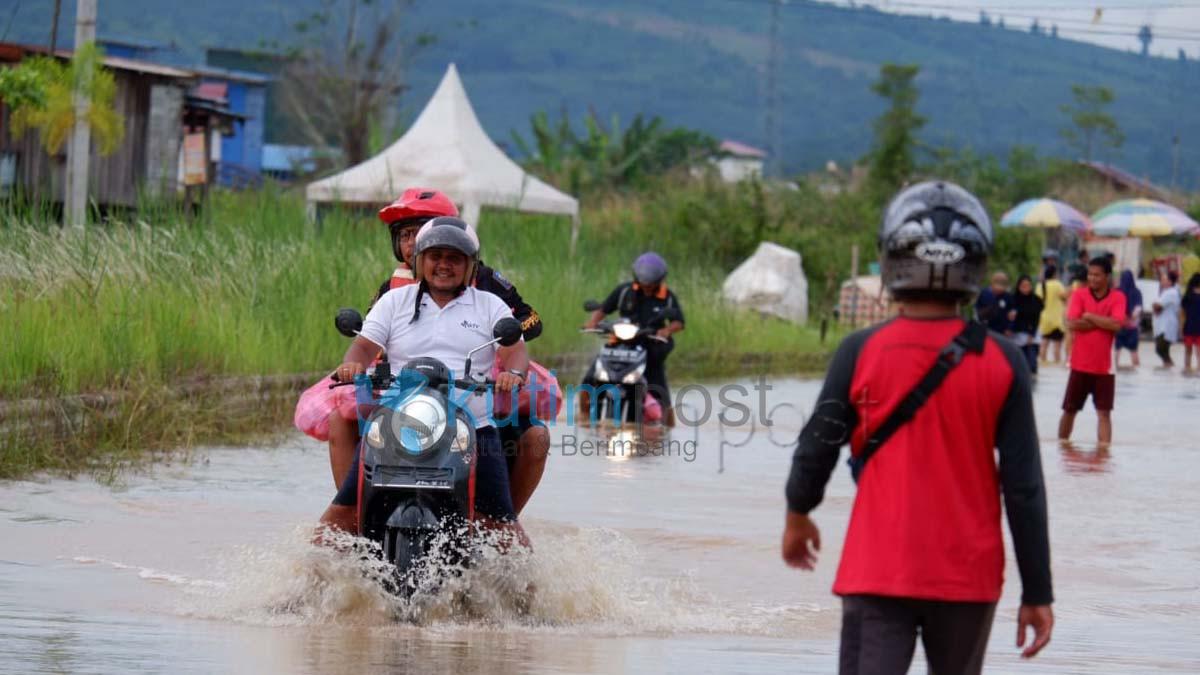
[3,62,1198,479]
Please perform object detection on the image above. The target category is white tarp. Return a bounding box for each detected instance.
[721,242,809,324]
[305,63,579,242]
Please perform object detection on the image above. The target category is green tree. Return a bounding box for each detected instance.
[0,42,124,157]
[277,0,435,167]
[867,63,925,194]
[1059,84,1124,162]
[511,110,717,194]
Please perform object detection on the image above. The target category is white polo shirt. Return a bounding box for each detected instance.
[359,285,517,427]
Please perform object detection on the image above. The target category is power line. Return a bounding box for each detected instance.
[720,0,1200,45]
[885,1,1200,11]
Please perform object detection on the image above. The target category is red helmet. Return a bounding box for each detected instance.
[377,188,458,225]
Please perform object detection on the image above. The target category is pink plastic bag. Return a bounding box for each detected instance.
[491,360,563,422]
[642,392,663,422]
[294,374,359,441]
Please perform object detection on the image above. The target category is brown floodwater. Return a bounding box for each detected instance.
[2,349,1199,674]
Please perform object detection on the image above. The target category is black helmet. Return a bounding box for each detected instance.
[412,216,480,284]
[879,181,993,297]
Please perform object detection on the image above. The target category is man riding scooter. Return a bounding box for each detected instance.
[582,252,685,426]
[319,216,531,545]
[322,188,550,516]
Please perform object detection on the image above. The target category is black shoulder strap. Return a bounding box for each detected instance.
[848,320,988,482]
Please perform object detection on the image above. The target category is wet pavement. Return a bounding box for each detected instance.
[2,349,1198,673]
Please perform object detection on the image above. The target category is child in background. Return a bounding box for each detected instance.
[1114,270,1143,369]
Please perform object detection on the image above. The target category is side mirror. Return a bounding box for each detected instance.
[493,317,523,347]
[583,299,602,312]
[335,308,364,338]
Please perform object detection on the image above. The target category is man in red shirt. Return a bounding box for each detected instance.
[781,181,1053,674]
[1058,257,1125,446]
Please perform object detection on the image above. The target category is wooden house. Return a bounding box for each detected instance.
[0,42,241,210]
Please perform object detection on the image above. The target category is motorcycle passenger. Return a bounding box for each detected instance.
[583,252,685,425]
[324,188,550,516]
[318,217,531,545]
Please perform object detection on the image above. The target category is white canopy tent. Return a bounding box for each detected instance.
[305,63,581,250]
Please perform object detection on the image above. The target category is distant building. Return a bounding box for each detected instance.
[189,66,270,187]
[0,41,247,208]
[0,42,195,207]
[1076,160,1170,200]
[261,144,320,183]
[714,140,767,183]
[96,35,169,62]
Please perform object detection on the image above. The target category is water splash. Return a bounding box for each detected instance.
[177,524,810,636]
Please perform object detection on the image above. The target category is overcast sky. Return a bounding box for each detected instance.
[817,0,1200,58]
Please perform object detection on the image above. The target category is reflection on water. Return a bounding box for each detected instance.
[1058,442,1112,474]
[2,345,1199,673]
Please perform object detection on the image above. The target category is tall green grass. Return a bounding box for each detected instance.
[1,182,835,399]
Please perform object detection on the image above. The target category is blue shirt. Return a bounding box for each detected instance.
[1183,292,1200,336]
[975,288,1014,333]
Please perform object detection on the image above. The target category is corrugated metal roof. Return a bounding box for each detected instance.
[190,65,272,85]
[720,139,768,158]
[0,42,196,79]
[1078,161,1169,200]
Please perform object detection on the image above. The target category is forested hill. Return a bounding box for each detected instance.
[4,0,1199,185]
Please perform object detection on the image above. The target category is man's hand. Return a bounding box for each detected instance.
[495,371,523,393]
[1016,604,1054,658]
[334,362,365,382]
[655,326,672,340]
[781,511,821,570]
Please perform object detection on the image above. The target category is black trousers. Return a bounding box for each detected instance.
[641,337,674,407]
[839,595,997,675]
[1155,334,1174,365]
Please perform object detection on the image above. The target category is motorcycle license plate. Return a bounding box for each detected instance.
[601,346,642,362]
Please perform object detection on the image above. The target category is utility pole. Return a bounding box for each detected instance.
[765,0,782,177]
[49,0,63,53]
[65,0,96,226]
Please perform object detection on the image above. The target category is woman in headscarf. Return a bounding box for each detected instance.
[1114,269,1143,369]
[1010,274,1044,374]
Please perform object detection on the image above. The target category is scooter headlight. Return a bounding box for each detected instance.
[451,418,473,453]
[390,394,447,455]
[622,362,647,384]
[612,322,639,341]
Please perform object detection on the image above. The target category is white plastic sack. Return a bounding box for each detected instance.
[721,242,809,324]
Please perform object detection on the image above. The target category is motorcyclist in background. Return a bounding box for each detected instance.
[582,252,685,426]
[323,188,550,516]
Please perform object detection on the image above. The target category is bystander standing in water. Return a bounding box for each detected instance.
[1058,257,1125,446]
[1152,271,1181,369]
[1037,265,1068,364]
[1181,273,1200,375]
[975,272,1014,333]
[1011,275,1043,374]
[782,182,1053,675]
[1114,270,1143,370]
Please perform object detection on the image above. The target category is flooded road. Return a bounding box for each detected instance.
[2,354,1199,673]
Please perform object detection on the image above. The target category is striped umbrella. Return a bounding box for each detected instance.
[1000,198,1091,232]
[1091,199,1200,237]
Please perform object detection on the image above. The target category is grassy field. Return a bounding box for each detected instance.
[4,176,1197,478]
[1,183,841,478]
[0,185,834,402]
